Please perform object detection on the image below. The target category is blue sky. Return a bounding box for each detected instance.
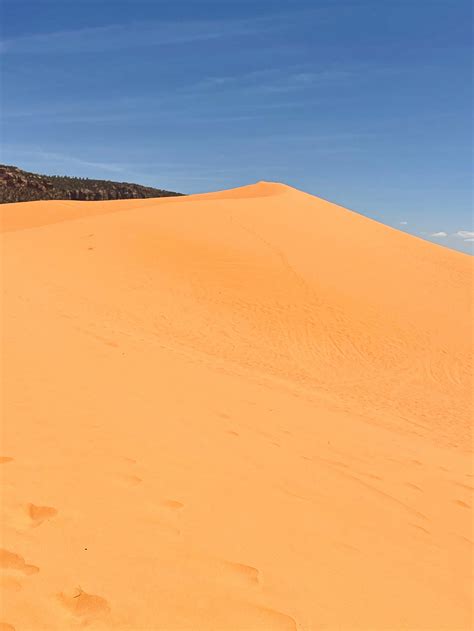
[1,0,472,253]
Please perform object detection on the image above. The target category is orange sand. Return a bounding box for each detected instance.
[1,182,472,630]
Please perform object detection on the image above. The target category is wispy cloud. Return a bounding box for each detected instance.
[0,63,361,125]
[192,67,355,97]
[2,148,126,175]
[429,231,448,237]
[0,17,272,55]
[1,8,336,56]
[399,221,408,225]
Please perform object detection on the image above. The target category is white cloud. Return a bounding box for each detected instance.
[429,231,448,237]
[454,230,474,239]
[399,221,408,225]
[464,238,474,242]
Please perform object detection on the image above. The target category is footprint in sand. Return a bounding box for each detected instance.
[0,623,16,631]
[0,549,39,575]
[58,587,110,620]
[27,503,57,527]
[147,500,184,535]
[123,457,137,465]
[161,499,184,511]
[116,473,142,486]
[453,480,474,491]
[222,560,260,585]
[246,604,297,630]
[0,457,13,464]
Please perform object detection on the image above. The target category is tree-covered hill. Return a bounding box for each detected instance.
[0,165,183,203]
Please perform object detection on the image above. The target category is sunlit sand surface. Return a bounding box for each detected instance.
[1,182,472,630]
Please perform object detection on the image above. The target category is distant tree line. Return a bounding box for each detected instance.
[0,165,184,203]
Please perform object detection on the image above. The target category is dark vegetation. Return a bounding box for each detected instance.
[0,165,183,203]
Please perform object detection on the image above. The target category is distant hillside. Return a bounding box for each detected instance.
[0,165,183,203]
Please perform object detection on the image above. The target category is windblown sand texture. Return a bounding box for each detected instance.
[1,182,472,630]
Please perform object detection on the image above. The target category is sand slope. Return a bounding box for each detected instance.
[1,182,472,630]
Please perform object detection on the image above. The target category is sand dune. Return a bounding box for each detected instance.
[1,182,472,630]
